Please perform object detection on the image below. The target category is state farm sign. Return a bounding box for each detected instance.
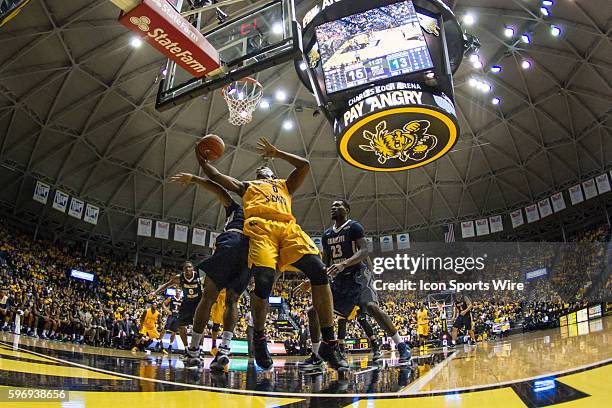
[119,0,219,77]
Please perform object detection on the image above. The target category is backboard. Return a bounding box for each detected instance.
[156,0,300,111]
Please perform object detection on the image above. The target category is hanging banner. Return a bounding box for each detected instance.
[475,219,489,236]
[68,198,84,219]
[461,221,475,238]
[379,235,394,252]
[312,237,323,251]
[510,209,524,229]
[52,190,69,213]
[396,233,410,250]
[155,221,170,240]
[568,184,584,205]
[489,215,503,233]
[551,192,566,213]
[582,179,598,200]
[137,218,153,237]
[537,198,553,219]
[525,204,540,223]
[365,237,374,252]
[174,224,188,243]
[192,228,207,246]
[595,174,611,195]
[33,181,50,204]
[84,204,99,225]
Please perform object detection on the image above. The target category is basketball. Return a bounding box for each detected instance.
[196,134,225,161]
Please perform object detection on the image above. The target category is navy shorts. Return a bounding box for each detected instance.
[165,315,180,332]
[197,231,251,294]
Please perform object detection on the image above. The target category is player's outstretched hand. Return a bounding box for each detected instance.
[169,173,194,186]
[257,138,279,159]
[294,280,311,297]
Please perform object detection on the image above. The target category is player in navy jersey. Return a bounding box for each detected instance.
[298,200,411,368]
[156,172,250,370]
[162,288,183,353]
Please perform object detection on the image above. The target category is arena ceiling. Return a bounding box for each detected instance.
[0,0,610,253]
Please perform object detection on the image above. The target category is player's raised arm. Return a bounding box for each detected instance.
[195,148,247,196]
[149,275,179,297]
[257,138,310,194]
[169,173,232,207]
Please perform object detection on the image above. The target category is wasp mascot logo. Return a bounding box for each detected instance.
[359,120,438,164]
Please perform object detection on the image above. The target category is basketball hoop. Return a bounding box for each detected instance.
[221,77,263,126]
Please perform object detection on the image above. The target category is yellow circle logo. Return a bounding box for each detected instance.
[338,106,458,172]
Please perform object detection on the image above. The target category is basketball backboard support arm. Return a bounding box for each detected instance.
[156,0,301,112]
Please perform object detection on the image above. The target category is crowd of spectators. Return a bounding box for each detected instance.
[0,220,610,354]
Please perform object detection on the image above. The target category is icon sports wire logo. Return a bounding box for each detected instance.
[127,15,207,74]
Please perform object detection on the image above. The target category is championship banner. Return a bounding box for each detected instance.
[33,181,50,204]
[461,221,475,238]
[582,179,598,200]
[510,209,524,229]
[537,198,553,219]
[568,184,584,205]
[155,221,170,240]
[84,204,99,225]
[137,218,153,237]
[551,192,566,213]
[475,219,489,236]
[208,231,220,249]
[174,224,188,243]
[333,81,458,172]
[68,198,84,219]
[595,173,611,194]
[312,237,323,251]
[396,233,410,250]
[52,190,69,213]
[118,0,219,77]
[192,228,207,247]
[489,215,503,233]
[380,235,394,252]
[365,237,374,252]
[525,204,540,224]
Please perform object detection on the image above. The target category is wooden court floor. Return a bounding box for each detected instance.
[0,316,610,407]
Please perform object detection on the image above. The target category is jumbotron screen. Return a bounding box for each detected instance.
[315,0,434,94]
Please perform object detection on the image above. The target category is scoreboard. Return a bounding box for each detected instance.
[296,0,465,172]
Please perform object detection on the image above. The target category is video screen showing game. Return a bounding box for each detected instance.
[315,1,434,94]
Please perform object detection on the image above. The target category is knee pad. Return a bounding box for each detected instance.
[292,254,328,285]
[252,267,275,299]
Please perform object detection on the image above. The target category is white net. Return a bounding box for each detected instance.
[221,78,263,126]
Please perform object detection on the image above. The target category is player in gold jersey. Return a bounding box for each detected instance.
[198,137,348,371]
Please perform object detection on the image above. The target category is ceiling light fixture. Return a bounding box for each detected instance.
[504,27,515,38]
[463,14,475,25]
[551,25,562,37]
[522,60,532,69]
[130,37,143,48]
[491,65,502,73]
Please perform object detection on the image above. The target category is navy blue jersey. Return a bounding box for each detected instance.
[168,295,182,315]
[179,272,203,302]
[223,201,245,232]
[322,220,366,276]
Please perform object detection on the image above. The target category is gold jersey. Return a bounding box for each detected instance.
[243,179,294,222]
[143,308,159,328]
[417,309,429,325]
